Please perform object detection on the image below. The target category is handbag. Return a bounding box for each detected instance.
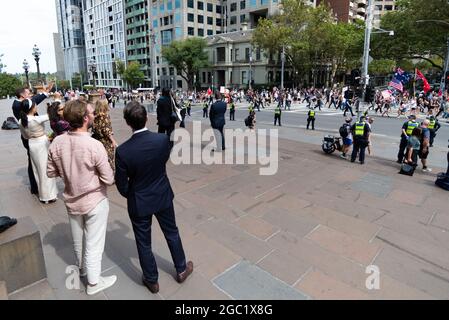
[170,95,182,123]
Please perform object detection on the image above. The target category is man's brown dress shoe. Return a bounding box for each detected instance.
[176,261,194,283]
[142,278,159,294]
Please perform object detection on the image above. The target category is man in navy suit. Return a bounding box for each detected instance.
[115,101,193,294]
[209,92,227,151]
[12,85,53,195]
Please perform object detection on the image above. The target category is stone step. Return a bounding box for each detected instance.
[8,279,56,300]
[0,281,8,300]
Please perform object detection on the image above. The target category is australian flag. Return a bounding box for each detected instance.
[394,67,411,84]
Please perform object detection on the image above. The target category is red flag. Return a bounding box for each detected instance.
[207,87,212,95]
[416,69,431,93]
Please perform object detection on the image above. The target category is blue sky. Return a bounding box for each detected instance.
[0,0,58,74]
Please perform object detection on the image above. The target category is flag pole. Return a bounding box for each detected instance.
[413,68,417,98]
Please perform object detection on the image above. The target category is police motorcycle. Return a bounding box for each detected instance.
[322,135,343,154]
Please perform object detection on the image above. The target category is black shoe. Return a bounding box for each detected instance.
[396,160,402,164]
[350,160,355,163]
[0,216,17,233]
[360,161,364,165]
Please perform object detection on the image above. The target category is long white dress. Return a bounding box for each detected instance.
[19,115,58,202]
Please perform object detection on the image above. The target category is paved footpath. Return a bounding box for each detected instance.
[1,98,449,300]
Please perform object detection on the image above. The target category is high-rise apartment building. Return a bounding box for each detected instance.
[373,0,396,27]
[317,0,366,23]
[83,0,126,88]
[55,0,87,81]
[124,0,151,87]
[53,33,66,80]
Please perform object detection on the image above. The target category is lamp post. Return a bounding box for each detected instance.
[32,44,42,84]
[249,46,253,90]
[281,45,285,91]
[88,58,97,90]
[149,30,157,89]
[23,59,30,88]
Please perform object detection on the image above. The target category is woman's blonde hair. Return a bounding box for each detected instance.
[95,99,109,115]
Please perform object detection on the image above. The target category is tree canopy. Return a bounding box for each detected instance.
[0,73,21,98]
[252,0,364,85]
[116,60,145,89]
[162,37,209,89]
[371,0,449,71]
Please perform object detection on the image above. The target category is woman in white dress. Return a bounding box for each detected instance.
[19,99,58,204]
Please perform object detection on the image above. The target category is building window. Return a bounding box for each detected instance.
[188,27,194,35]
[198,28,204,36]
[240,0,246,9]
[250,0,256,7]
[242,71,247,84]
[230,16,236,25]
[230,3,237,11]
[240,14,246,23]
[188,0,194,8]
[207,29,213,35]
[216,18,222,26]
[207,3,213,12]
[188,13,194,22]
[175,0,181,9]
[256,47,261,60]
[202,72,206,83]
[216,5,222,14]
[207,16,213,25]
[167,1,173,10]
[197,1,204,10]
[198,15,204,23]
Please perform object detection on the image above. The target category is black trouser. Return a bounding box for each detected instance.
[351,138,368,163]
[397,136,408,162]
[230,110,235,121]
[187,107,191,116]
[203,109,208,118]
[344,104,355,117]
[180,111,186,128]
[430,130,436,146]
[274,114,281,126]
[130,203,187,284]
[21,136,38,194]
[158,124,175,149]
[307,117,315,130]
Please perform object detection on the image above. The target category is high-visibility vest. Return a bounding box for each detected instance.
[428,120,436,129]
[406,121,418,135]
[275,107,281,115]
[309,110,315,117]
[355,122,365,136]
[249,105,254,112]
[230,103,235,111]
[203,103,208,109]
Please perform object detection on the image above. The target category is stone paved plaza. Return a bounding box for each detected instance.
[1,98,449,300]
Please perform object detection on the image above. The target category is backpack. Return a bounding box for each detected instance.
[244,117,250,127]
[339,124,349,138]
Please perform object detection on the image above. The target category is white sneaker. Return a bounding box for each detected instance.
[423,167,432,172]
[86,275,117,295]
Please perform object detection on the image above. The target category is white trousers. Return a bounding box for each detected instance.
[68,199,109,285]
[29,135,58,201]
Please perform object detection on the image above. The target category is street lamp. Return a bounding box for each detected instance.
[32,44,41,84]
[281,45,285,91]
[22,59,30,88]
[149,30,157,89]
[416,20,449,109]
[88,58,97,90]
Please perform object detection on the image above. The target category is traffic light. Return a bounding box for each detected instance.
[365,86,375,103]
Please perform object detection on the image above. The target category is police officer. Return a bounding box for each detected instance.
[351,116,371,164]
[187,100,192,116]
[248,102,254,113]
[307,108,316,130]
[397,115,418,163]
[229,100,236,121]
[274,105,282,126]
[180,100,187,128]
[427,115,440,147]
[203,101,209,118]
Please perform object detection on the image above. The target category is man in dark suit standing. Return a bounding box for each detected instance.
[209,92,227,151]
[156,88,175,138]
[12,84,53,195]
[115,101,193,294]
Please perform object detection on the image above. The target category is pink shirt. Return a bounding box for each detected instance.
[47,131,114,215]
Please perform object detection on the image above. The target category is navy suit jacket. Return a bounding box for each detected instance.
[12,93,47,121]
[209,100,227,128]
[115,130,174,218]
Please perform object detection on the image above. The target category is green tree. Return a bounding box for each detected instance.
[162,37,209,89]
[368,59,396,75]
[0,73,21,98]
[56,79,71,90]
[123,61,145,89]
[371,0,449,70]
[252,0,364,86]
